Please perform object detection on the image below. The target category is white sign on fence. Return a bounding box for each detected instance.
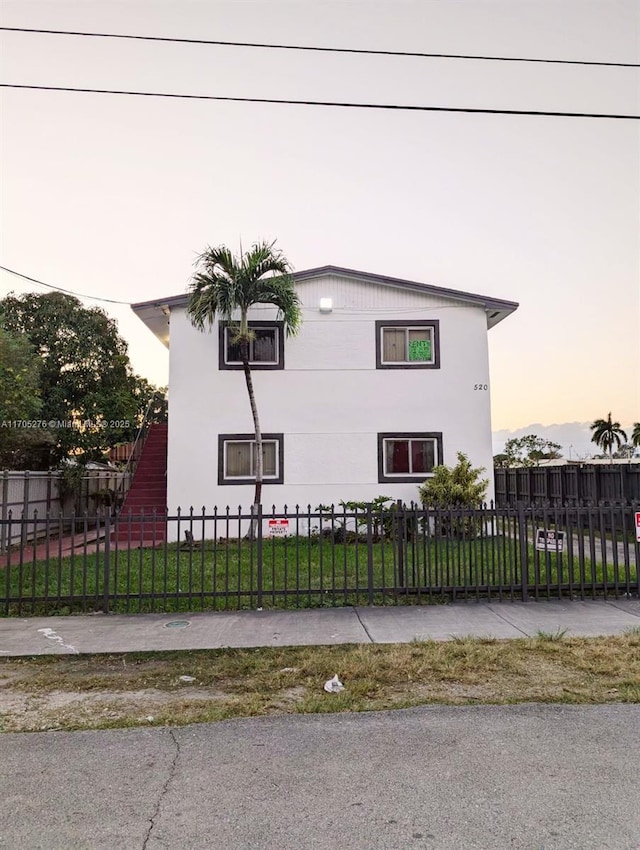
[535,529,565,553]
[268,519,289,537]
[636,512,640,543]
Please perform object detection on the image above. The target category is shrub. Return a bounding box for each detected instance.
[418,452,488,539]
[313,497,396,541]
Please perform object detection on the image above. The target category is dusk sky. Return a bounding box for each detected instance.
[1,0,638,453]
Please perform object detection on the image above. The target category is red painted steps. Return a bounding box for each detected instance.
[113,423,168,544]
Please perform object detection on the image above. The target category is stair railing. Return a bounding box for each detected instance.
[115,398,159,512]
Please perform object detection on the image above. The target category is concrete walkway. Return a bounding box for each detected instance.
[1,599,639,657]
[1,528,106,566]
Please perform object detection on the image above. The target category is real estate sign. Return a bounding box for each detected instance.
[535,529,565,553]
[408,339,431,361]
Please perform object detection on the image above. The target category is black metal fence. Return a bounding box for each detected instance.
[1,503,638,616]
[494,464,640,507]
[0,469,129,553]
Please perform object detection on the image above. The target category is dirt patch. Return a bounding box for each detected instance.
[0,686,233,732]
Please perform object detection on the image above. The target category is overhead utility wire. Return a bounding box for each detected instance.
[0,26,638,68]
[0,265,131,305]
[1,85,638,120]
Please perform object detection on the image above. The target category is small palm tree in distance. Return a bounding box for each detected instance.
[589,412,627,458]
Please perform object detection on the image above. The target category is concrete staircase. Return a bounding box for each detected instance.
[113,423,167,545]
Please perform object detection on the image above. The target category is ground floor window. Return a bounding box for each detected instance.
[218,433,284,485]
[377,432,442,483]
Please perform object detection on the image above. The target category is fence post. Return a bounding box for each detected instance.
[256,503,263,609]
[0,470,8,554]
[102,510,111,614]
[518,504,529,602]
[366,503,374,605]
[396,499,405,588]
[633,502,640,600]
[21,471,30,547]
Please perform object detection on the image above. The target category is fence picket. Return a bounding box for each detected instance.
[0,502,637,615]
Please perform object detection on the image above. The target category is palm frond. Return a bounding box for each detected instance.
[195,245,237,281]
[186,246,243,329]
[254,278,302,336]
[186,238,302,339]
[186,273,231,330]
[590,412,627,455]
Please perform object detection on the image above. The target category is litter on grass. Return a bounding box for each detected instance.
[323,674,345,694]
[179,675,196,683]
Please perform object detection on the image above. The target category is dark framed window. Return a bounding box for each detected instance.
[218,433,284,485]
[375,320,440,369]
[377,432,442,483]
[219,321,284,370]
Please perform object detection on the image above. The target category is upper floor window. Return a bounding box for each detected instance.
[219,321,284,370]
[375,320,440,369]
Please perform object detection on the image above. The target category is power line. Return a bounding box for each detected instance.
[1,84,638,120]
[0,265,131,305]
[1,26,638,68]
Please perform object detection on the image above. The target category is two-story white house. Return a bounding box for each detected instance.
[132,266,517,526]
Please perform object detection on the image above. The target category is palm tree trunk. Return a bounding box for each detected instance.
[241,338,262,540]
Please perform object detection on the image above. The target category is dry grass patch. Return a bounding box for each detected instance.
[1,633,638,732]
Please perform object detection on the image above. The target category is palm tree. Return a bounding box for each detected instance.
[589,413,627,458]
[632,422,640,448]
[186,241,301,529]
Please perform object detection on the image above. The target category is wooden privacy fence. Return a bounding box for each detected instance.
[494,464,640,506]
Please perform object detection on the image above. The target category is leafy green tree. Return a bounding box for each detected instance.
[418,452,489,538]
[186,241,301,524]
[0,325,56,469]
[590,413,627,458]
[492,452,510,468]
[0,292,164,464]
[611,444,636,459]
[127,378,168,429]
[632,423,640,448]
[0,325,42,420]
[497,435,563,468]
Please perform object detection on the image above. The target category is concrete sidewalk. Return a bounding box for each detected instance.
[1,599,639,657]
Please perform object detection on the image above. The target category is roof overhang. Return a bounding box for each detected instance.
[130,293,187,348]
[131,265,519,346]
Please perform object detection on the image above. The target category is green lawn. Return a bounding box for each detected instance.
[2,533,636,616]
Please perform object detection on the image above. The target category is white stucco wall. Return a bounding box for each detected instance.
[165,273,496,536]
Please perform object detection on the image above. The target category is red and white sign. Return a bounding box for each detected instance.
[268,519,289,537]
[635,512,640,543]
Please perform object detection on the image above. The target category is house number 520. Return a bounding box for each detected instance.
[474,383,488,390]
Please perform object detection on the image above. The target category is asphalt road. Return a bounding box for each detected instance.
[1,705,639,850]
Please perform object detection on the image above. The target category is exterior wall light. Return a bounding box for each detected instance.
[319,298,333,313]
